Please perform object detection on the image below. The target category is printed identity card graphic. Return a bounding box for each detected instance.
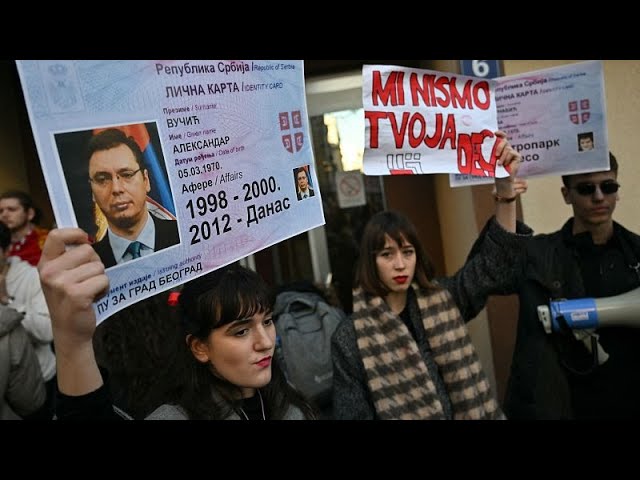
[16,60,324,323]
[449,60,608,187]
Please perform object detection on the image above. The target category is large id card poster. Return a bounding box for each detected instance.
[17,60,323,323]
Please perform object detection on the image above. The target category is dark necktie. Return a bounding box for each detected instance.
[125,241,142,259]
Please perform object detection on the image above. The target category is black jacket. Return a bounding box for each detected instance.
[297,188,315,200]
[331,216,532,419]
[505,218,640,419]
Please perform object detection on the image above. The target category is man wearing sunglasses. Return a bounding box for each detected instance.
[504,152,640,419]
[88,129,179,269]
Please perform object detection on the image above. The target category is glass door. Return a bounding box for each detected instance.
[308,109,385,313]
[254,71,387,314]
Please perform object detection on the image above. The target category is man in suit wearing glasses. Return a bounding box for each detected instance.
[295,166,315,201]
[503,152,640,420]
[88,129,179,269]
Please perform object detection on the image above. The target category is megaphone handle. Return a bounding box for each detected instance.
[630,262,640,281]
[594,336,609,364]
[584,334,609,365]
[560,331,609,375]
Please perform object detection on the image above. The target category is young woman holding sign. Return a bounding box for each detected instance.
[38,241,316,420]
[331,132,529,420]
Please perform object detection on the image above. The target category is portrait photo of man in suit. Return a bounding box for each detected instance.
[294,165,315,201]
[86,128,179,268]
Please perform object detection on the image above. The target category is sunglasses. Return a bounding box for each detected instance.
[571,181,620,196]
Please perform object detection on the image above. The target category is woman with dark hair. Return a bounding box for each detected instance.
[148,264,315,420]
[331,134,530,420]
[38,229,315,420]
[92,290,185,419]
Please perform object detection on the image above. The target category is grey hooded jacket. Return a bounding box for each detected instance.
[0,304,45,419]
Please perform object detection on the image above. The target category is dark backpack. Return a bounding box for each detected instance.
[273,290,346,408]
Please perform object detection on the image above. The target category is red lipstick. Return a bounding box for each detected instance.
[256,356,272,368]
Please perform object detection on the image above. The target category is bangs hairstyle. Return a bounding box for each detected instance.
[179,264,273,339]
[355,211,437,297]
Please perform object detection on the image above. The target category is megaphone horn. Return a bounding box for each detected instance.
[537,286,640,334]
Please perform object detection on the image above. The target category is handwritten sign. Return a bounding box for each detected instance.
[362,64,508,178]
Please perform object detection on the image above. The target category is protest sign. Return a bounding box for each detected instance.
[16,60,323,323]
[362,64,508,178]
[450,60,608,186]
